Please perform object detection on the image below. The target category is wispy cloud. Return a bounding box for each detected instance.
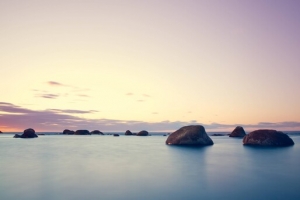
[47,81,65,87]
[46,81,90,93]
[32,81,91,100]
[78,94,90,98]
[0,102,33,113]
[47,109,98,114]
[38,94,60,99]
[0,102,98,115]
[137,100,145,102]
[0,102,14,106]
[126,93,151,98]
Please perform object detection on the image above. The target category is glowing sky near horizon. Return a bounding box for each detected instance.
[1,0,300,132]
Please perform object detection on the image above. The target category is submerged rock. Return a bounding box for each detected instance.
[243,129,294,146]
[125,130,133,135]
[137,130,149,136]
[166,125,213,146]
[91,130,104,135]
[63,129,75,135]
[113,134,120,137]
[14,128,38,138]
[74,130,90,135]
[229,126,246,137]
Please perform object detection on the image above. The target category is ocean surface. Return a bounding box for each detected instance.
[1,132,300,200]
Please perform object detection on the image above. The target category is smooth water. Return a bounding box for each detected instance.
[1,134,300,200]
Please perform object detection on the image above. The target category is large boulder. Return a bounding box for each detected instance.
[243,129,294,146]
[14,128,38,138]
[137,130,149,136]
[125,130,133,135]
[229,126,246,137]
[63,129,75,135]
[74,130,90,135]
[166,125,213,146]
[91,130,104,135]
[0,131,2,133]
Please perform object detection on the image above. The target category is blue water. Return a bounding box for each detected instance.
[0,134,300,200]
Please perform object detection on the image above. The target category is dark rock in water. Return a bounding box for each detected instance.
[63,129,69,134]
[0,131,2,133]
[75,130,90,135]
[14,128,38,138]
[113,134,119,137]
[91,130,104,135]
[243,129,294,146]
[125,130,133,135]
[212,134,225,136]
[229,126,246,137]
[68,131,75,135]
[63,129,75,135]
[13,134,21,138]
[163,134,167,136]
[137,130,149,136]
[166,125,213,146]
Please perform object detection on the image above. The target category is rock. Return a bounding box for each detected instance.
[13,134,21,138]
[166,125,213,146]
[212,134,225,136]
[137,130,149,136]
[91,130,104,135]
[113,134,119,137]
[125,130,133,135]
[163,134,167,136]
[63,129,69,134]
[229,126,246,137]
[14,128,38,138]
[63,129,75,135]
[0,131,2,133]
[243,129,294,146]
[69,131,75,135]
[74,130,90,135]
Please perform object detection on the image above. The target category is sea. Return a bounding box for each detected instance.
[1,131,300,200]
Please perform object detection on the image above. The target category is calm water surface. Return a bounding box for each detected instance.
[1,134,300,200]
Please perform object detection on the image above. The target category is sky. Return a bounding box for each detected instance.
[1,0,300,132]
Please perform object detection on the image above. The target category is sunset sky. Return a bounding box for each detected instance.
[1,0,300,132]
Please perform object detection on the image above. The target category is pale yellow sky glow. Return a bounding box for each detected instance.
[1,0,300,132]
